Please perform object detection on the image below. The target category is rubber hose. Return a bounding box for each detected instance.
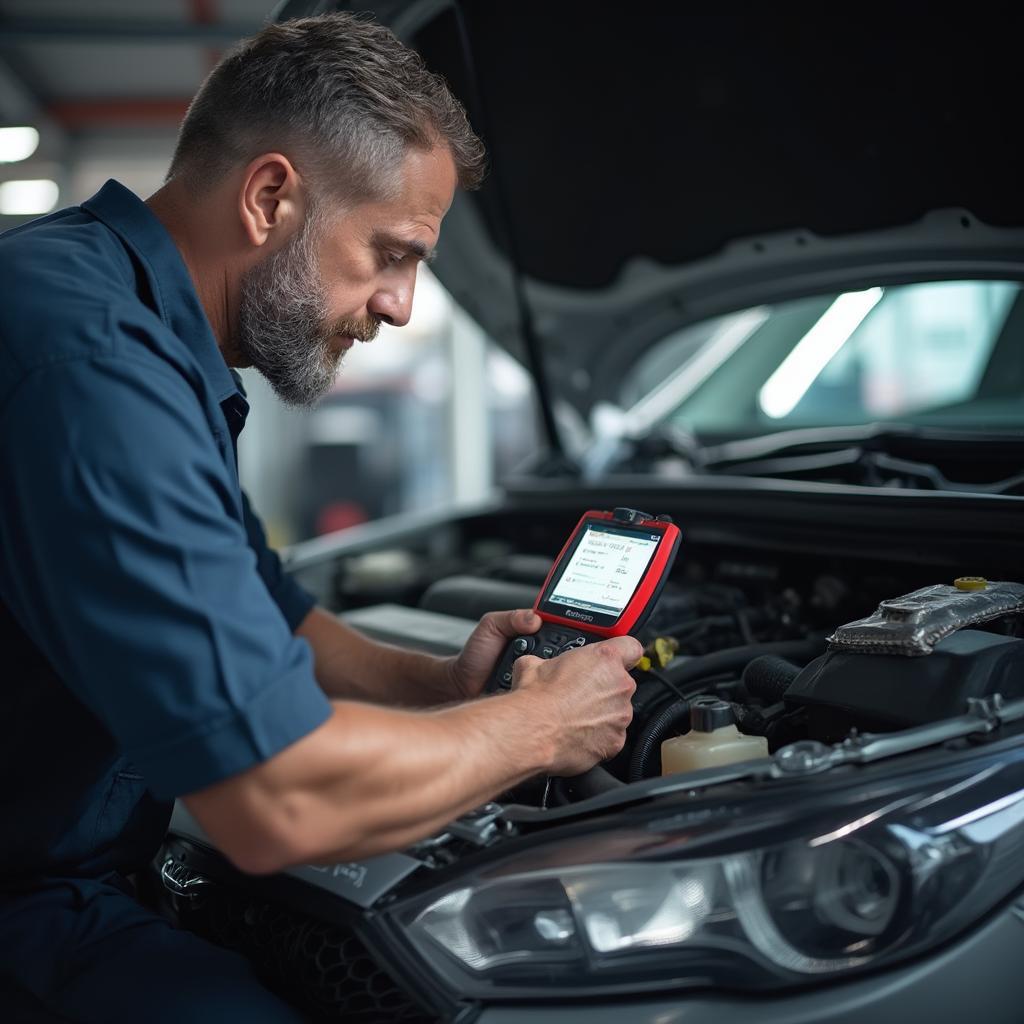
[661,637,824,687]
[629,698,692,782]
[571,639,824,794]
[742,655,801,704]
[562,764,625,799]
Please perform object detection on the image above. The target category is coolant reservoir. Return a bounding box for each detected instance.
[661,696,768,775]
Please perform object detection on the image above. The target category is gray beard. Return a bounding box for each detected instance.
[235,220,339,408]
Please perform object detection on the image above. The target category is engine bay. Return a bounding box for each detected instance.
[159,493,1024,1023]
[305,504,1024,812]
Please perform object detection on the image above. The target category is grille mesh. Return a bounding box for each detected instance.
[177,883,434,1023]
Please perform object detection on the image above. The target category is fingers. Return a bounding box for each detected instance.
[510,608,541,635]
[518,634,643,678]
[510,653,542,683]
[482,608,541,640]
[591,635,644,670]
[511,635,639,776]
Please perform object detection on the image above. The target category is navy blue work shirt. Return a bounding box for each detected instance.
[0,180,333,887]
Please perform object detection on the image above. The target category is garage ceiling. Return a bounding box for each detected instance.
[0,0,276,214]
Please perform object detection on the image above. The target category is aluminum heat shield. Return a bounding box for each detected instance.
[828,582,1024,656]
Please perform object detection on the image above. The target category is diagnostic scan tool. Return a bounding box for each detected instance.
[487,507,681,692]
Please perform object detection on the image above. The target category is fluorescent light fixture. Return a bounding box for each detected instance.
[0,178,59,215]
[0,126,40,163]
[758,287,884,419]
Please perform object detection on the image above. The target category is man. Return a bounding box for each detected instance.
[0,13,639,1023]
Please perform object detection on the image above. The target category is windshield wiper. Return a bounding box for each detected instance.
[713,447,1024,494]
[699,425,1024,494]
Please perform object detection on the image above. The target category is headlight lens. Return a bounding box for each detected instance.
[386,753,1024,998]
[745,838,905,965]
[412,878,582,971]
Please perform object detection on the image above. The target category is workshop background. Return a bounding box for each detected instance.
[0,0,538,546]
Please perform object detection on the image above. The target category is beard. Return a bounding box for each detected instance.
[235,215,381,408]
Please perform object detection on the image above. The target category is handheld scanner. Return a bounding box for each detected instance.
[535,507,681,637]
[487,508,681,691]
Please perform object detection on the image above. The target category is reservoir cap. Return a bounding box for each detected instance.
[954,577,989,592]
[690,695,736,733]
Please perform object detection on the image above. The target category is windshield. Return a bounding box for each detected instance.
[621,280,1022,439]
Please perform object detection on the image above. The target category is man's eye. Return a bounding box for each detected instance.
[385,251,404,266]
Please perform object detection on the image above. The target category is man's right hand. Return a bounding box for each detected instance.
[510,637,641,776]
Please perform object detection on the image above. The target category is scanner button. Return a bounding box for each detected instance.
[558,641,585,655]
[512,636,534,655]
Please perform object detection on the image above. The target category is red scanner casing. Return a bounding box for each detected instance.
[532,510,682,639]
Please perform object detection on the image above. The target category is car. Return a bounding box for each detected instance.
[151,3,1024,1022]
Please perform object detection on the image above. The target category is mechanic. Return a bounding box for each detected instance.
[0,14,640,1024]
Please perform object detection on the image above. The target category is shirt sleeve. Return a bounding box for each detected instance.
[0,343,332,800]
[240,489,316,632]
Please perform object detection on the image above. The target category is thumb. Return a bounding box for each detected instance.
[481,608,541,641]
[512,608,542,635]
[602,635,645,669]
[493,607,540,637]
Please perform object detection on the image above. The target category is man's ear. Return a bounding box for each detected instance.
[238,153,305,248]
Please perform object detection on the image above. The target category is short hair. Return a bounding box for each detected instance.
[168,13,485,202]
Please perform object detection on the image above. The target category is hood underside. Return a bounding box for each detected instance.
[315,1,1024,412]
[414,3,1024,286]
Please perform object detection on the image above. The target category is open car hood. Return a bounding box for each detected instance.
[294,1,1024,421]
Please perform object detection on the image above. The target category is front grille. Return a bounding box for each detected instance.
[174,879,433,1024]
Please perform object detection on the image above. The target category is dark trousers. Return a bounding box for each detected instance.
[0,876,305,1023]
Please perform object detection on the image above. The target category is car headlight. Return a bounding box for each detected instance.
[382,750,1024,998]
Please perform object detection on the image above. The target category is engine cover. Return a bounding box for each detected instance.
[785,629,1024,742]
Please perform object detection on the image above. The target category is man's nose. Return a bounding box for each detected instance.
[368,279,415,328]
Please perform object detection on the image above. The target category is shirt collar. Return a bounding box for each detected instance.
[81,179,240,404]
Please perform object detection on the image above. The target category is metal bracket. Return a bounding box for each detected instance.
[410,802,516,860]
[444,803,510,847]
[160,857,212,900]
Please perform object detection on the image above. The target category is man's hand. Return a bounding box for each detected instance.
[446,608,542,700]
[512,636,641,776]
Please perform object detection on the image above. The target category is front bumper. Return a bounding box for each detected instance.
[158,824,1024,1024]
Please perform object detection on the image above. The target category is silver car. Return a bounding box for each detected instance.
[155,3,1024,1022]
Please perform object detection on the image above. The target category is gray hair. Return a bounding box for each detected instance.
[168,13,485,202]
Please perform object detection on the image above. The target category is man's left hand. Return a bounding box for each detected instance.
[447,608,542,700]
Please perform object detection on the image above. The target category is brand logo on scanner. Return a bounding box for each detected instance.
[565,609,595,622]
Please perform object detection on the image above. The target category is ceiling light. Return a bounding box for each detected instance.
[0,126,40,163]
[0,179,59,215]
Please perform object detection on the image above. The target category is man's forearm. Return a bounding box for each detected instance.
[185,689,556,872]
[296,606,458,706]
[183,636,640,874]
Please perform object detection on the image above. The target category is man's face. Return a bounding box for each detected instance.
[236,144,458,407]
